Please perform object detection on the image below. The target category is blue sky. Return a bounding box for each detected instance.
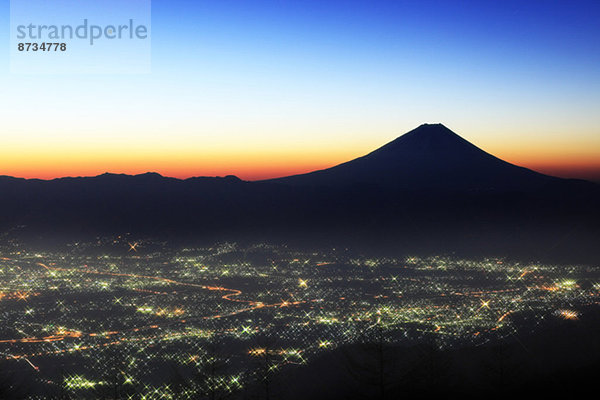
[1,0,599,180]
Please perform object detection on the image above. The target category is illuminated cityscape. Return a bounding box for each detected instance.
[0,237,598,398]
[3,0,600,398]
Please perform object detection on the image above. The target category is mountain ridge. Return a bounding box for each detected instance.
[266,123,560,192]
[1,123,589,190]
[0,123,598,262]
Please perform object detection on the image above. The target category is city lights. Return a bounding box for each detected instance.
[0,239,598,398]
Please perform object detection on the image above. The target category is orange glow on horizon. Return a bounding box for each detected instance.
[519,164,600,182]
[0,164,340,181]
[3,158,599,182]
[1,139,599,182]
[0,152,352,181]
[501,154,600,182]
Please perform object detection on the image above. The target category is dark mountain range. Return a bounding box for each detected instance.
[0,124,598,262]
[268,123,557,192]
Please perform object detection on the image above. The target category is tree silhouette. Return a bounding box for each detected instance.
[342,301,398,400]
[193,339,231,400]
[248,335,280,400]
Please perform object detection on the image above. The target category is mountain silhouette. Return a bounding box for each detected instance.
[0,123,598,262]
[269,123,555,191]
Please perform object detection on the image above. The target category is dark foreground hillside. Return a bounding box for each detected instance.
[259,306,600,400]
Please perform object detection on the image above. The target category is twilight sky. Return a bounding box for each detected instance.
[1,0,599,181]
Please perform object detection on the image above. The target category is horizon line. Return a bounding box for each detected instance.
[2,166,600,184]
[2,123,600,183]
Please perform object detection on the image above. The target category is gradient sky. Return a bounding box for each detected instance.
[1,0,599,181]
